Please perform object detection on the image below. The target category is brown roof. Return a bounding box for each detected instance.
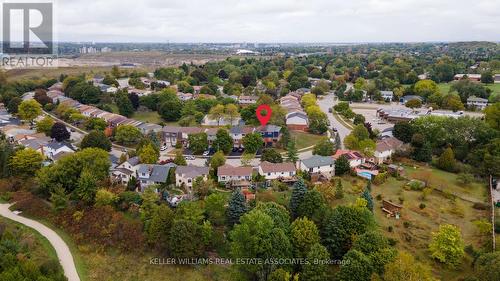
[259,161,296,173]
[376,137,403,152]
[218,164,253,177]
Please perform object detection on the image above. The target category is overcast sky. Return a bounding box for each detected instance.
[56,0,500,43]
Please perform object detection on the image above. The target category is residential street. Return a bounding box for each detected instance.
[317,93,352,149]
[0,203,80,281]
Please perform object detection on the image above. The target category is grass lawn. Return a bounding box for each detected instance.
[332,111,355,129]
[133,110,163,124]
[438,82,500,96]
[290,131,326,150]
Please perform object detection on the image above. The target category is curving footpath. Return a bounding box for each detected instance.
[0,203,80,281]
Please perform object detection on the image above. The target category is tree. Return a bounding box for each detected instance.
[192,177,215,199]
[210,151,226,172]
[289,178,307,219]
[227,189,247,226]
[337,250,374,281]
[205,193,226,226]
[7,97,22,114]
[287,139,299,163]
[242,132,263,154]
[240,152,254,166]
[158,97,182,121]
[322,205,376,258]
[353,114,366,125]
[168,219,204,258]
[302,243,330,281]
[18,99,42,122]
[213,129,233,154]
[383,251,437,281]
[8,148,44,176]
[80,130,111,151]
[188,132,208,155]
[50,122,70,142]
[361,188,374,212]
[335,180,344,199]
[225,103,240,124]
[290,217,320,258]
[437,147,455,172]
[114,125,142,145]
[393,122,414,143]
[173,150,187,165]
[76,168,98,204]
[335,155,350,175]
[261,148,283,163]
[474,252,500,281]
[116,91,134,117]
[138,143,159,164]
[208,104,225,126]
[36,116,54,136]
[428,224,464,266]
[414,79,440,99]
[146,204,174,249]
[85,117,107,131]
[405,99,422,109]
[94,189,118,207]
[254,202,291,230]
[412,141,432,163]
[297,189,327,224]
[441,94,464,111]
[484,103,500,130]
[230,209,292,280]
[313,138,334,156]
[480,70,494,84]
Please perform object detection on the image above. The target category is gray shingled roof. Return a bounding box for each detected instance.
[301,155,335,168]
[137,163,176,183]
[176,165,209,179]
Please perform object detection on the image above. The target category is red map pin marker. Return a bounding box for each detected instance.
[256,104,272,126]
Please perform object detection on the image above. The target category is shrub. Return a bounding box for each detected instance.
[388,226,393,232]
[403,221,411,228]
[419,203,426,209]
[372,172,389,185]
[387,238,397,246]
[375,194,382,201]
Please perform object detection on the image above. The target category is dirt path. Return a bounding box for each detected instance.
[0,203,80,281]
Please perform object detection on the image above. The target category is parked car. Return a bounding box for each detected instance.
[332,127,338,132]
[160,145,168,151]
[238,147,244,152]
[159,158,174,164]
[202,150,210,156]
[184,155,195,160]
[328,108,332,113]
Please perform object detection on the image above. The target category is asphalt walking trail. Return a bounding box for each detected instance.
[0,203,80,281]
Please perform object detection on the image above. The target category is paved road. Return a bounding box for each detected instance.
[317,93,352,149]
[0,203,80,281]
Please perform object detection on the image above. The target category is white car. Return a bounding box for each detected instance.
[160,145,168,151]
[184,155,195,160]
[202,150,210,156]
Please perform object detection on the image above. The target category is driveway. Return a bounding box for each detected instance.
[317,93,352,148]
[0,203,80,281]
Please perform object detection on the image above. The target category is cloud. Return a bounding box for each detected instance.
[55,0,500,42]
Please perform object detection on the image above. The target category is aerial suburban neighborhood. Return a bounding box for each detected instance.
[0,1,499,281]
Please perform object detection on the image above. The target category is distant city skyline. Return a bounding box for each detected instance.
[50,0,499,43]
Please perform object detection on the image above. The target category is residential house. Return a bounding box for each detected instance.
[258,161,296,182]
[175,165,210,188]
[238,95,258,105]
[380,91,394,101]
[217,164,253,187]
[138,123,163,135]
[162,126,204,147]
[333,150,365,168]
[374,137,403,164]
[45,141,75,161]
[111,156,140,184]
[117,78,130,89]
[202,115,242,126]
[230,126,255,148]
[400,95,423,104]
[18,135,50,155]
[467,96,489,110]
[257,125,281,147]
[136,163,176,190]
[128,88,152,97]
[495,74,500,84]
[286,111,309,131]
[299,155,335,179]
[205,128,219,145]
[177,92,193,101]
[454,74,481,82]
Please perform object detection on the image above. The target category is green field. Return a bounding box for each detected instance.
[132,110,163,124]
[438,82,500,96]
[290,131,327,150]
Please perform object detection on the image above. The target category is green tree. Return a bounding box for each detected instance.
[76,168,98,204]
[158,97,182,121]
[313,138,334,156]
[484,103,500,130]
[261,148,283,163]
[208,104,226,126]
[437,147,456,172]
[242,132,263,154]
[335,155,351,175]
[85,117,107,131]
[254,202,291,230]
[168,219,204,258]
[290,217,320,258]
[50,185,69,211]
[393,122,414,143]
[297,189,327,224]
[302,243,330,281]
[80,130,112,151]
[383,251,437,281]
[50,122,70,142]
[480,70,494,84]
[289,178,307,219]
[361,188,374,212]
[429,224,465,267]
[474,251,500,281]
[36,116,54,136]
[94,189,118,207]
[173,150,187,165]
[405,99,422,109]
[18,99,42,122]
[116,91,134,117]
[114,125,142,145]
[146,204,174,249]
[8,148,44,176]
[205,193,226,226]
[138,142,159,164]
[227,189,247,226]
[322,205,376,258]
[140,186,159,224]
[213,129,233,154]
[337,249,374,281]
[286,139,299,163]
[188,132,208,154]
[210,151,226,174]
